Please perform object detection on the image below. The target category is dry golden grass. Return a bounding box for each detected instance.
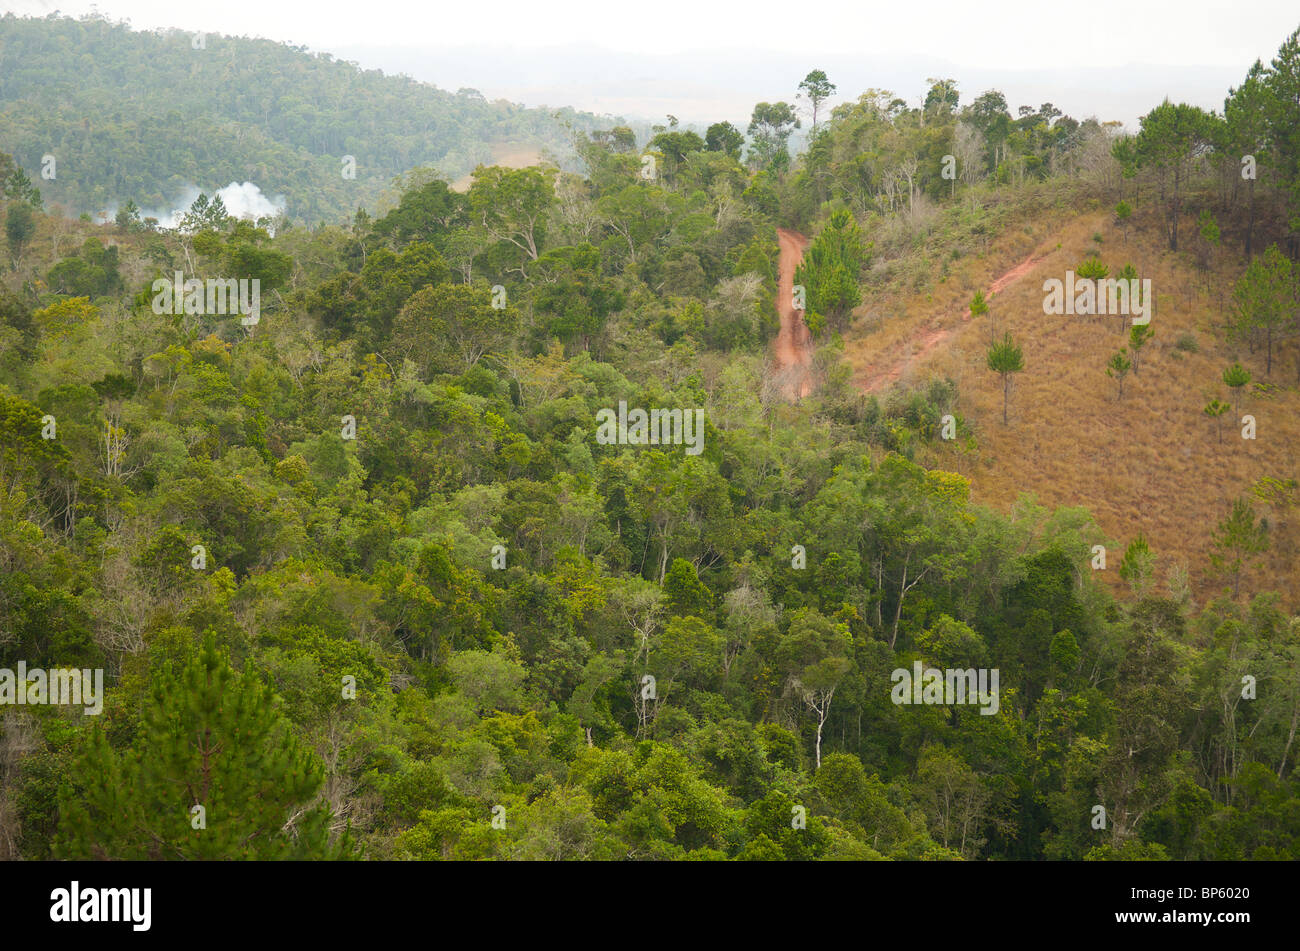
[845,204,1300,610]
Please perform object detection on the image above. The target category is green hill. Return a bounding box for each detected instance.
[0,13,607,223]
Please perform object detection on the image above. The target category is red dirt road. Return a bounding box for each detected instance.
[773,227,813,398]
[858,249,1048,393]
[859,325,952,394]
[772,227,1048,398]
[964,251,1046,318]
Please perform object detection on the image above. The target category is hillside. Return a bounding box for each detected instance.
[0,13,608,223]
[839,195,1300,606]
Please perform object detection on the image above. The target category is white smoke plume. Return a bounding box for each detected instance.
[114,181,288,230]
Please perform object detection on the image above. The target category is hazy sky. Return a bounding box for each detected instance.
[5,0,1292,66]
[4,0,1297,126]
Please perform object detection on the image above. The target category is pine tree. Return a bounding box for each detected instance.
[986,333,1024,424]
[1209,498,1269,598]
[1230,245,1293,376]
[1118,533,1154,594]
[1115,263,1140,333]
[1128,323,1154,374]
[969,289,991,345]
[794,209,865,335]
[55,635,354,860]
[1203,398,1230,444]
[1114,199,1132,243]
[1106,348,1132,400]
[5,204,35,265]
[1222,362,1252,419]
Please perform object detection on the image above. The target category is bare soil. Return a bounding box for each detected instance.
[773,227,813,399]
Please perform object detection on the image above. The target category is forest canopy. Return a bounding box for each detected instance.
[0,15,1298,864]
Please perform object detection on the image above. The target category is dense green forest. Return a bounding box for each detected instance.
[0,16,1298,862]
[0,13,607,223]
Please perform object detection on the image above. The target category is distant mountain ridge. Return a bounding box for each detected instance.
[0,13,614,223]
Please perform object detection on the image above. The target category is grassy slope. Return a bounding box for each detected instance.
[844,191,1300,608]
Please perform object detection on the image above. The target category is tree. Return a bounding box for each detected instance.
[1222,362,1252,419]
[1231,245,1294,376]
[776,609,853,769]
[642,616,724,734]
[5,204,35,265]
[663,557,712,617]
[178,193,230,234]
[392,282,518,373]
[969,289,990,345]
[371,176,467,247]
[1098,622,1188,845]
[923,78,960,116]
[1209,498,1269,598]
[1114,263,1141,333]
[1106,348,1132,400]
[794,209,866,334]
[1264,27,1300,241]
[747,102,800,172]
[916,614,988,670]
[1077,256,1113,327]
[648,130,704,182]
[1197,209,1221,269]
[592,126,638,154]
[968,90,1012,170]
[916,744,991,858]
[1130,101,1214,251]
[595,182,679,263]
[798,70,836,131]
[114,199,142,232]
[1203,398,1230,444]
[857,459,972,647]
[1114,199,1133,243]
[1225,60,1270,255]
[467,165,556,270]
[950,122,987,193]
[225,241,292,292]
[1119,533,1155,594]
[532,243,624,350]
[1076,257,1109,281]
[0,151,42,208]
[704,121,744,160]
[1129,323,1154,374]
[55,636,351,859]
[32,295,96,339]
[986,333,1024,424]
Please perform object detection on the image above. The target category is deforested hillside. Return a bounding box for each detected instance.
[830,192,1300,607]
[773,56,1300,606]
